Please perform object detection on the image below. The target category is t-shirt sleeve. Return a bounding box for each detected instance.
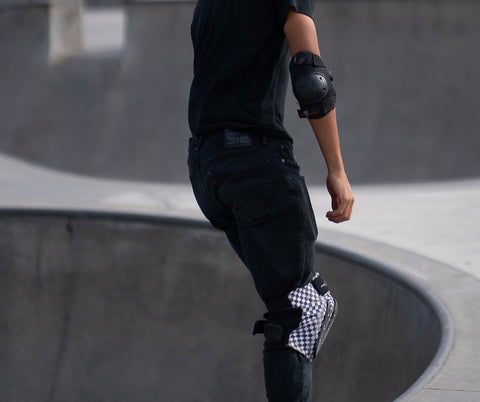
[277,0,315,28]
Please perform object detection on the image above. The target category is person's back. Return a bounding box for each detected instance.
[189,0,308,137]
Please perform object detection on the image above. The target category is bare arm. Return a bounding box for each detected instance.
[284,8,354,223]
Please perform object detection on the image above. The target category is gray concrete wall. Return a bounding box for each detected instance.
[0,0,479,184]
[0,213,442,401]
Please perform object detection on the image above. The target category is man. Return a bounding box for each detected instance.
[187,0,354,400]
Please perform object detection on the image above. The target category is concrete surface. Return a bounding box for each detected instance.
[0,213,444,402]
[1,0,480,184]
[1,152,479,401]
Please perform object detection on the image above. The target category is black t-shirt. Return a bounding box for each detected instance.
[188,0,315,137]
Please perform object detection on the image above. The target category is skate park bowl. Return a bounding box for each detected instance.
[0,211,452,402]
[2,0,480,400]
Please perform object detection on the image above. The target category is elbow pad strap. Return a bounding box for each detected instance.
[289,51,336,119]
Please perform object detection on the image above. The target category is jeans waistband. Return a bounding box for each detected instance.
[192,129,291,148]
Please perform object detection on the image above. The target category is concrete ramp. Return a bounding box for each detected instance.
[0,212,448,402]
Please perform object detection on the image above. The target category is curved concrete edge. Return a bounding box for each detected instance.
[315,238,454,401]
[0,207,457,400]
[316,230,480,401]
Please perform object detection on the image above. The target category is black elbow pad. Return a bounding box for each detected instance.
[289,51,336,119]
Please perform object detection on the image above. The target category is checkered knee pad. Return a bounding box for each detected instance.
[287,275,336,361]
[252,273,337,361]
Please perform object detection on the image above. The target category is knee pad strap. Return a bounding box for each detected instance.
[253,305,303,344]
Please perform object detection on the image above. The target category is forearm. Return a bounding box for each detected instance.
[311,108,353,223]
[308,109,345,174]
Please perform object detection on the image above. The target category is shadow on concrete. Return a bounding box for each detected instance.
[0,212,450,402]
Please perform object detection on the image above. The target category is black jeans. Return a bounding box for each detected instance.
[187,130,318,401]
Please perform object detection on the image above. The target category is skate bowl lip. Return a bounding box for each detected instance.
[0,207,454,400]
[314,232,454,400]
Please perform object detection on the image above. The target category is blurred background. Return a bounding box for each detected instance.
[1,0,479,186]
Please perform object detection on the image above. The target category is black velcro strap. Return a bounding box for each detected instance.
[312,275,330,295]
[291,51,326,68]
[253,307,303,344]
[252,320,285,343]
[263,323,284,343]
[297,96,336,119]
[297,108,324,119]
[253,320,267,335]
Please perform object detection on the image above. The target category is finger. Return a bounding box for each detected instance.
[326,198,353,223]
[326,212,348,223]
[326,208,347,223]
[326,204,342,220]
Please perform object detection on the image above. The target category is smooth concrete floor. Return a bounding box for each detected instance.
[2,153,478,281]
[1,152,479,401]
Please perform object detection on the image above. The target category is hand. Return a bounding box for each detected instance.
[325,170,354,223]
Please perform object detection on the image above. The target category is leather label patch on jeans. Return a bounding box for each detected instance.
[223,130,253,149]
